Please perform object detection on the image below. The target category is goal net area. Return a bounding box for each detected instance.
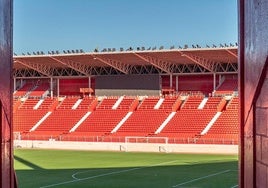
[13,132,21,140]
[125,136,168,144]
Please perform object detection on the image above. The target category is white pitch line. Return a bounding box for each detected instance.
[230,185,238,188]
[71,169,102,180]
[40,160,178,188]
[40,167,142,188]
[172,169,231,187]
[71,167,143,181]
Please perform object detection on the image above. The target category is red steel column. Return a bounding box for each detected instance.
[0,0,15,187]
[239,0,268,187]
[238,1,245,187]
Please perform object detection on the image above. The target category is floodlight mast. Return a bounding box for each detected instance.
[0,0,17,187]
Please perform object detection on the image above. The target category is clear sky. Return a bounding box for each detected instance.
[13,0,238,54]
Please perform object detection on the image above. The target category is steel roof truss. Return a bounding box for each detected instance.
[127,65,160,74]
[13,69,42,78]
[133,53,172,74]
[93,56,130,74]
[179,51,215,72]
[49,57,90,76]
[15,60,53,77]
[229,63,238,72]
[215,62,238,73]
[193,64,206,73]
[174,64,204,74]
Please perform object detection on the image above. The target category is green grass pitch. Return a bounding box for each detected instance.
[14,149,238,188]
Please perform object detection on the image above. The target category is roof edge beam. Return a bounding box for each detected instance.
[225,49,238,58]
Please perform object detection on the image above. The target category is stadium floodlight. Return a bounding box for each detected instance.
[212,44,217,48]
[159,46,164,50]
[108,48,111,52]
[56,50,60,54]
[230,43,234,47]
[206,44,210,48]
[76,49,79,53]
[27,52,31,55]
[102,48,107,52]
[33,52,36,55]
[224,43,228,47]
[112,48,116,52]
[147,47,151,50]
[36,51,40,55]
[196,44,201,48]
[220,44,224,48]
[235,42,238,46]
[120,47,124,51]
[152,46,157,50]
[137,47,140,51]
[184,44,188,49]
[192,45,196,48]
[63,50,67,54]
[22,53,25,55]
[178,46,182,49]
[41,51,44,55]
[170,45,175,49]
[67,50,71,53]
[71,50,75,53]
[141,47,145,51]
[80,49,84,53]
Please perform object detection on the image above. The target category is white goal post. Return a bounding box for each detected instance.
[125,136,168,144]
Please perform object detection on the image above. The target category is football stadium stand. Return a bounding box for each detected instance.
[13,45,239,145]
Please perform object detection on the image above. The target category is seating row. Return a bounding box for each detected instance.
[14,96,239,144]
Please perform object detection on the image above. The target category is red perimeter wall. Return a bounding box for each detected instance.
[59,78,90,96]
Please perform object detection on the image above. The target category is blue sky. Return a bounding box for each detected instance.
[14,0,238,54]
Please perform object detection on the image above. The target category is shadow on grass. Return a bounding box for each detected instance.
[15,158,238,188]
[14,155,43,170]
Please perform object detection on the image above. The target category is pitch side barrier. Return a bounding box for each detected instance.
[13,139,238,155]
[14,133,238,145]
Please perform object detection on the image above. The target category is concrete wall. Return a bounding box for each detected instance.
[14,140,238,155]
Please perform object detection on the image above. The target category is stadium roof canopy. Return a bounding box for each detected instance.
[13,47,238,78]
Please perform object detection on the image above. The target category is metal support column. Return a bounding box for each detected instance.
[88,76,91,89]
[13,78,16,93]
[50,77,53,98]
[169,74,172,89]
[175,75,178,92]
[57,78,59,97]
[213,73,216,92]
